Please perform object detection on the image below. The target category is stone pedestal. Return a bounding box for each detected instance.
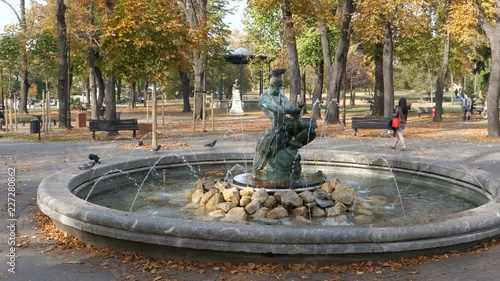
[139,123,152,135]
[229,90,244,116]
[75,113,86,128]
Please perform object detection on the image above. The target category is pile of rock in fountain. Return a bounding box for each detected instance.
[185,177,386,225]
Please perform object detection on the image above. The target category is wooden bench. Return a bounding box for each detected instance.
[417,107,433,118]
[89,119,138,140]
[351,117,391,135]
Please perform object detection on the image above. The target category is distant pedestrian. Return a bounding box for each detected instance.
[391,98,408,151]
[0,110,4,131]
[462,94,472,121]
[482,100,488,119]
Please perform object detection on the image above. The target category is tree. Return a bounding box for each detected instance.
[1,0,30,114]
[324,0,355,123]
[280,0,300,105]
[467,1,500,137]
[102,0,189,146]
[56,0,69,128]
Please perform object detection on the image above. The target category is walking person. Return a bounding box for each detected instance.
[462,94,472,121]
[0,110,5,131]
[391,98,408,151]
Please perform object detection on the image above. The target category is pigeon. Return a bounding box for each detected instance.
[88,154,101,164]
[137,140,144,146]
[151,144,161,152]
[79,160,97,170]
[204,140,217,148]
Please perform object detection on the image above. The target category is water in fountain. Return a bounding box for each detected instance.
[83,169,140,201]
[128,153,203,212]
[75,162,485,225]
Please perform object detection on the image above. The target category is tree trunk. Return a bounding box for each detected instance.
[315,0,333,119]
[434,33,450,122]
[487,45,500,137]
[56,0,69,128]
[95,66,105,110]
[372,43,384,116]
[280,0,300,105]
[476,7,500,138]
[151,81,158,148]
[18,0,29,114]
[311,61,324,120]
[84,76,91,108]
[383,22,395,118]
[116,78,122,102]
[88,2,99,120]
[104,77,116,120]
[324,0,354,124]
[181,0,208,120]
[128,82,137,109]
[105,76,118,136]
[179,69,191,112]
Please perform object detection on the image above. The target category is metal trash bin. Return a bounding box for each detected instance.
[30,119,40,134]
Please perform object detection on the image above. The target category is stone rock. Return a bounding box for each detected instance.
[216,202,237,213]
[298,191,315,203]
[205,193,224,211]
[304,202,317,208]
[353,214,373,224]
[193,179,204,190]
[200,188,218,205]
[313,189,333,208]
[252,188,269,204]
[321,180,335,194]
[292,206,309,218]
[325,202,347,217]
[239,195,252,207]
[281,191,303,207]
[252,207,269,218]
[185,188,195,199]
[214,181,229,192]
[355,207,374,216]
[201,177,215,191]
[223,207,248,222]
[365,195,389,206]
[331,183,356,205]
[266,206,289,219]
[356,201,373,211]
[239,187,254,197]
[273,191,284,203]
[191,189,205,204]
[263,195,277,208]
[292,216,311,226]
[222,187,240,204]
[208,210,225,217]
[311,206,326,218]
[245,199,262,214]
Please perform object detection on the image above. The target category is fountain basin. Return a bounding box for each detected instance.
[37,150,500,263]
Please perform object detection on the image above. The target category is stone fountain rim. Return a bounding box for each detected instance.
[37,150,500,256]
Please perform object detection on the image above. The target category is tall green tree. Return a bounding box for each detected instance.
[1,0,30,114]
[102,0,189,145]
[465,1,500,137]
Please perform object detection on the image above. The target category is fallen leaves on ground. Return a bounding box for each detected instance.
[31,211,500,281]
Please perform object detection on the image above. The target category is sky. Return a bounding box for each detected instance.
[1,1,245,32]
[0,0,21,31]
[224,1,246,31]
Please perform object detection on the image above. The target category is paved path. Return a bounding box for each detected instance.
[1,136,500,280]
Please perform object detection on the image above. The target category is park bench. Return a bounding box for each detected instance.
[89,119,138,140]
[417,107,433,118]
[351,117,391,135]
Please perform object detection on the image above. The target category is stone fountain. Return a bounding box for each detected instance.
[36,69,500,264]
